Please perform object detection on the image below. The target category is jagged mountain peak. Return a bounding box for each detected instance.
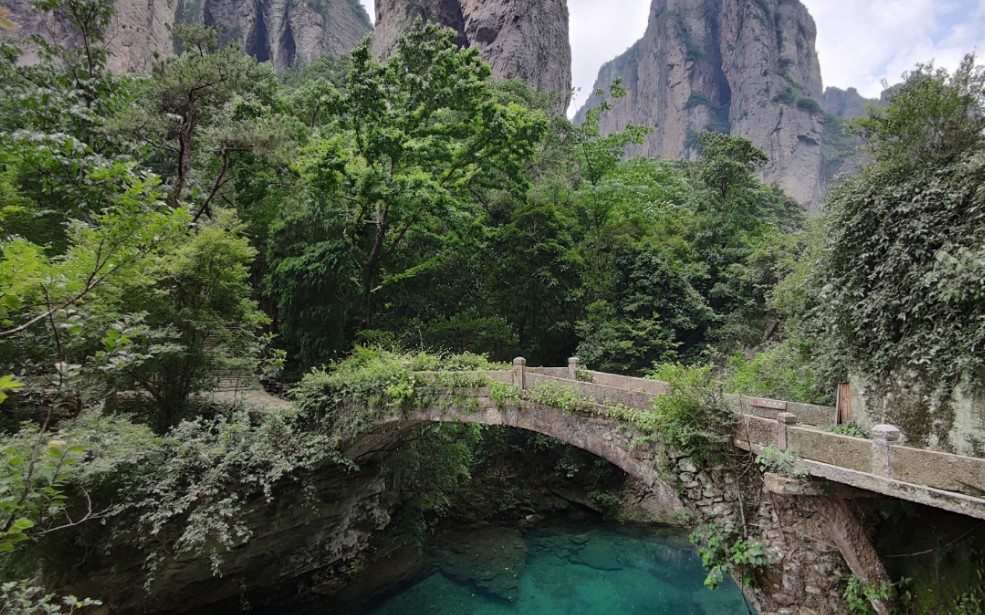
[576,0,827,208]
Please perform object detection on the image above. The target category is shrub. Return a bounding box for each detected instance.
[647,364,736,464]
[724,340,834,405]
[690,524,769,589]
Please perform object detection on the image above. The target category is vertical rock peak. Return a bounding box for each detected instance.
[3,0,373,72]
[577,0,827,208]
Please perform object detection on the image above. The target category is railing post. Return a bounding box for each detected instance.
[513,357,527,390]
[567,357,580,380]
[871,424,900,479]
[777,412,798,451]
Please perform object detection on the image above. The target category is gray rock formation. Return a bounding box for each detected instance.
[820,87,886,186]
[823,86,873,121]
[373,0,572,113]
[575,0,827,208]
[186,0,372,71]
[1,0,372,72]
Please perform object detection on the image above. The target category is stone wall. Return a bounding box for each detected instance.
[672,451,855,615]
[850,375,985,458]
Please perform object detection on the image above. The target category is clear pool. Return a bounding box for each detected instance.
[367,523,753,615]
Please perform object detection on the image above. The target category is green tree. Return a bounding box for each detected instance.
[489,200,584,363]
[118,211,268,430]
[575,242,712,373]
[114,24,282,217]
[270,22,547,363]
[1,0,138,252]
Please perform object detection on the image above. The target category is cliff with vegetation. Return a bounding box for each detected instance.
[2,2,985,611]
[1,0,372,71]
[576,0,826,207]
[373,0,572,112]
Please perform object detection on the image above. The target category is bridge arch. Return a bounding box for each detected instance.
[345,397,685,522]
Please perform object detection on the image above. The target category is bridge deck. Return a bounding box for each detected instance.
[518,362,985,520]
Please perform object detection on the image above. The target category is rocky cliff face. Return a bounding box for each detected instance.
[820,86,886,185]
[2,0,372,72]
[576,0,826,208]
[373,0,572,113]
[823,86,872,121]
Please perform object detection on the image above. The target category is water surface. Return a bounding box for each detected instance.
[368,523,753,615]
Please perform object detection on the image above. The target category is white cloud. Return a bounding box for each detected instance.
[567,0,651,114]
[357,0,985,108]
[802,0,984,97]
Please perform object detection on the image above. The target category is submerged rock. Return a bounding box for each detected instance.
[568,538,623,571]
[431,526,528,601]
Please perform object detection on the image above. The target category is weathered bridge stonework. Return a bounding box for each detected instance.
[348,357,985,522]
[346,357,985,615]
[343,395,686,524]
[514,358,985,521]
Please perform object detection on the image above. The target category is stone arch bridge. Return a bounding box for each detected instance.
[336,357,985,615]
[344,357,985,523]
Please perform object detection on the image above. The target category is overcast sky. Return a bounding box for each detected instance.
[358,0,985,115]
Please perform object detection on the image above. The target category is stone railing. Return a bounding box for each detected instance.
[735,412,985,520]
[503,358,985,521]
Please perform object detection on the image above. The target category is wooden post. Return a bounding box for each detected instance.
[836,383,852,425]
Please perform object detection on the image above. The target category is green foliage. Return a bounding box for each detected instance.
[16,405,345,581]
[0,376,21,405]
[843,576,911,615]
[0,580,101,614]
[755,445,807,478]
[690,524,768,589]
[646,364,736,464]
[724,339,833,405]
[0,427,83,554]
[389,423,478,545]
[113,23,282,214]
[269,22,548,364]
[489,199,584,361]
[0,2,917,606]
[822,55,985,398]
[854,55,985,172]
[587,489,621,516]
[826,422,870,439]
[823,112,863,179]
[117,210,269,429]
[291,347,504,441]
[524,381,595,415]
[576,242,711,373]
[951,589,985,614]
[576,300,678,375]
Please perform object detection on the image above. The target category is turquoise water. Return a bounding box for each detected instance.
[368,523,753,615]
